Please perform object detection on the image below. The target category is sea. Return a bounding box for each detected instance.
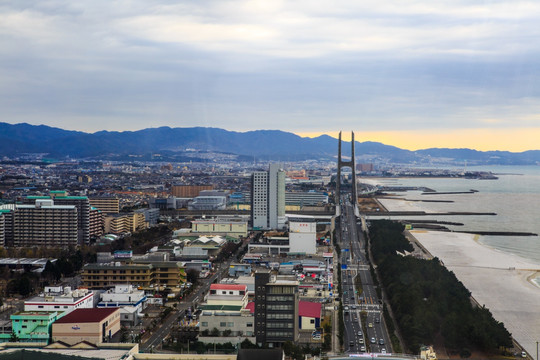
[362,165,540,285]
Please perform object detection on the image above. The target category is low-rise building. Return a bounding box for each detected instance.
[82,252,188,290]
[185,235,227,256]
[191,217,248,239]
[52,308,121,345]
[188,196,227,211]
[199,284,254,340]
[298,301,322,330]
[97,285,147,326]
[24,286,94,314]
[81,263,154,289]
[228,263,252,277]
[0,311,63,344]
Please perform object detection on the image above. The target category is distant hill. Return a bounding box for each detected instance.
[0,122,539,165]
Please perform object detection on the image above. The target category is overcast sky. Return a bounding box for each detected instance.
[2,0,540,151]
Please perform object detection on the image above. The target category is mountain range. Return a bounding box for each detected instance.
[0,122,539,165]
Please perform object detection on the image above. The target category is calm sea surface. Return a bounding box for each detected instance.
[364,165,540,265]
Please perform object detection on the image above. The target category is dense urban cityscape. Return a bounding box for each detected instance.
[0,133,532,360]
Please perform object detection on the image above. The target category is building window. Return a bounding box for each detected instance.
[227,322,234,327]
[201,322,208,327]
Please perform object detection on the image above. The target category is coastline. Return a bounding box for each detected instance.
[375,196,540,357]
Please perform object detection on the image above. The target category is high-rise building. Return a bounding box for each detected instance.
[251,164,285,230]
[89,207,104,240]
[0,210,6,247]
[13,199,78,247]
[254,271,299,347]
[89,197,120,214]
[24,192,90,245]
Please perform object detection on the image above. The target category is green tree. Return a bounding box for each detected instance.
[186,269,199,286]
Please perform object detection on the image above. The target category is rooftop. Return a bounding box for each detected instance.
[201,305,243,311]
[54,308,118,324]
[210,284,247,291]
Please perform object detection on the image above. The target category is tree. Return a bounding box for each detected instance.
[186,269,199,286]
[10,332,19,342]
[42,260,61,282]
[210,327,220,337]
[19,275,32,296]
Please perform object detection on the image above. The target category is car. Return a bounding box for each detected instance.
[351,296,354,300]
[368,323,373,328]
[357,330,362,336]
[375,317,380,323]
[370,337,376,344]
[360,346,366,352]
[522,351,527,358]
[359,338,364,344]
[344,306,349,311]
[349,341,354,347]
[381,348,386,354]
[352,304,356,309]
[379,339,385,345]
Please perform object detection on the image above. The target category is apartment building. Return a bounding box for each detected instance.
[13,199,78,247]
[89,207,104,239]
[0,210,6,246]
[104,212,146,234]
[89,197,120,214]
[24,192,90,244]
[171,185,213,198]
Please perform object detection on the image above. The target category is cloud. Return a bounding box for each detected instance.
[1,0,540,149]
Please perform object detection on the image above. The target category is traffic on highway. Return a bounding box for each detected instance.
[338,197,391,355]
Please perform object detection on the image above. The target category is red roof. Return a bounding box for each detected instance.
[210,284,247,291]
[299,301,321,318]
[54,308,118,324]
[245,301,321,318]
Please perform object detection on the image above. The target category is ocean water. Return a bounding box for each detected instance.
[363,165,540,265]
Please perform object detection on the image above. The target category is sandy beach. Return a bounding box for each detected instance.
[376,197,540,357]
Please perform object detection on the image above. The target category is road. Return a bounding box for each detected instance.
[338,197,391,355]
[140,238,250,352]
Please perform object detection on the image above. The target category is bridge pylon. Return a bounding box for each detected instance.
[336,131,358,210]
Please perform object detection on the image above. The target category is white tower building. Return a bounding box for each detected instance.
[251,163,285,230]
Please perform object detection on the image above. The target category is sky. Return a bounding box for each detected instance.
[2,0,540,151]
